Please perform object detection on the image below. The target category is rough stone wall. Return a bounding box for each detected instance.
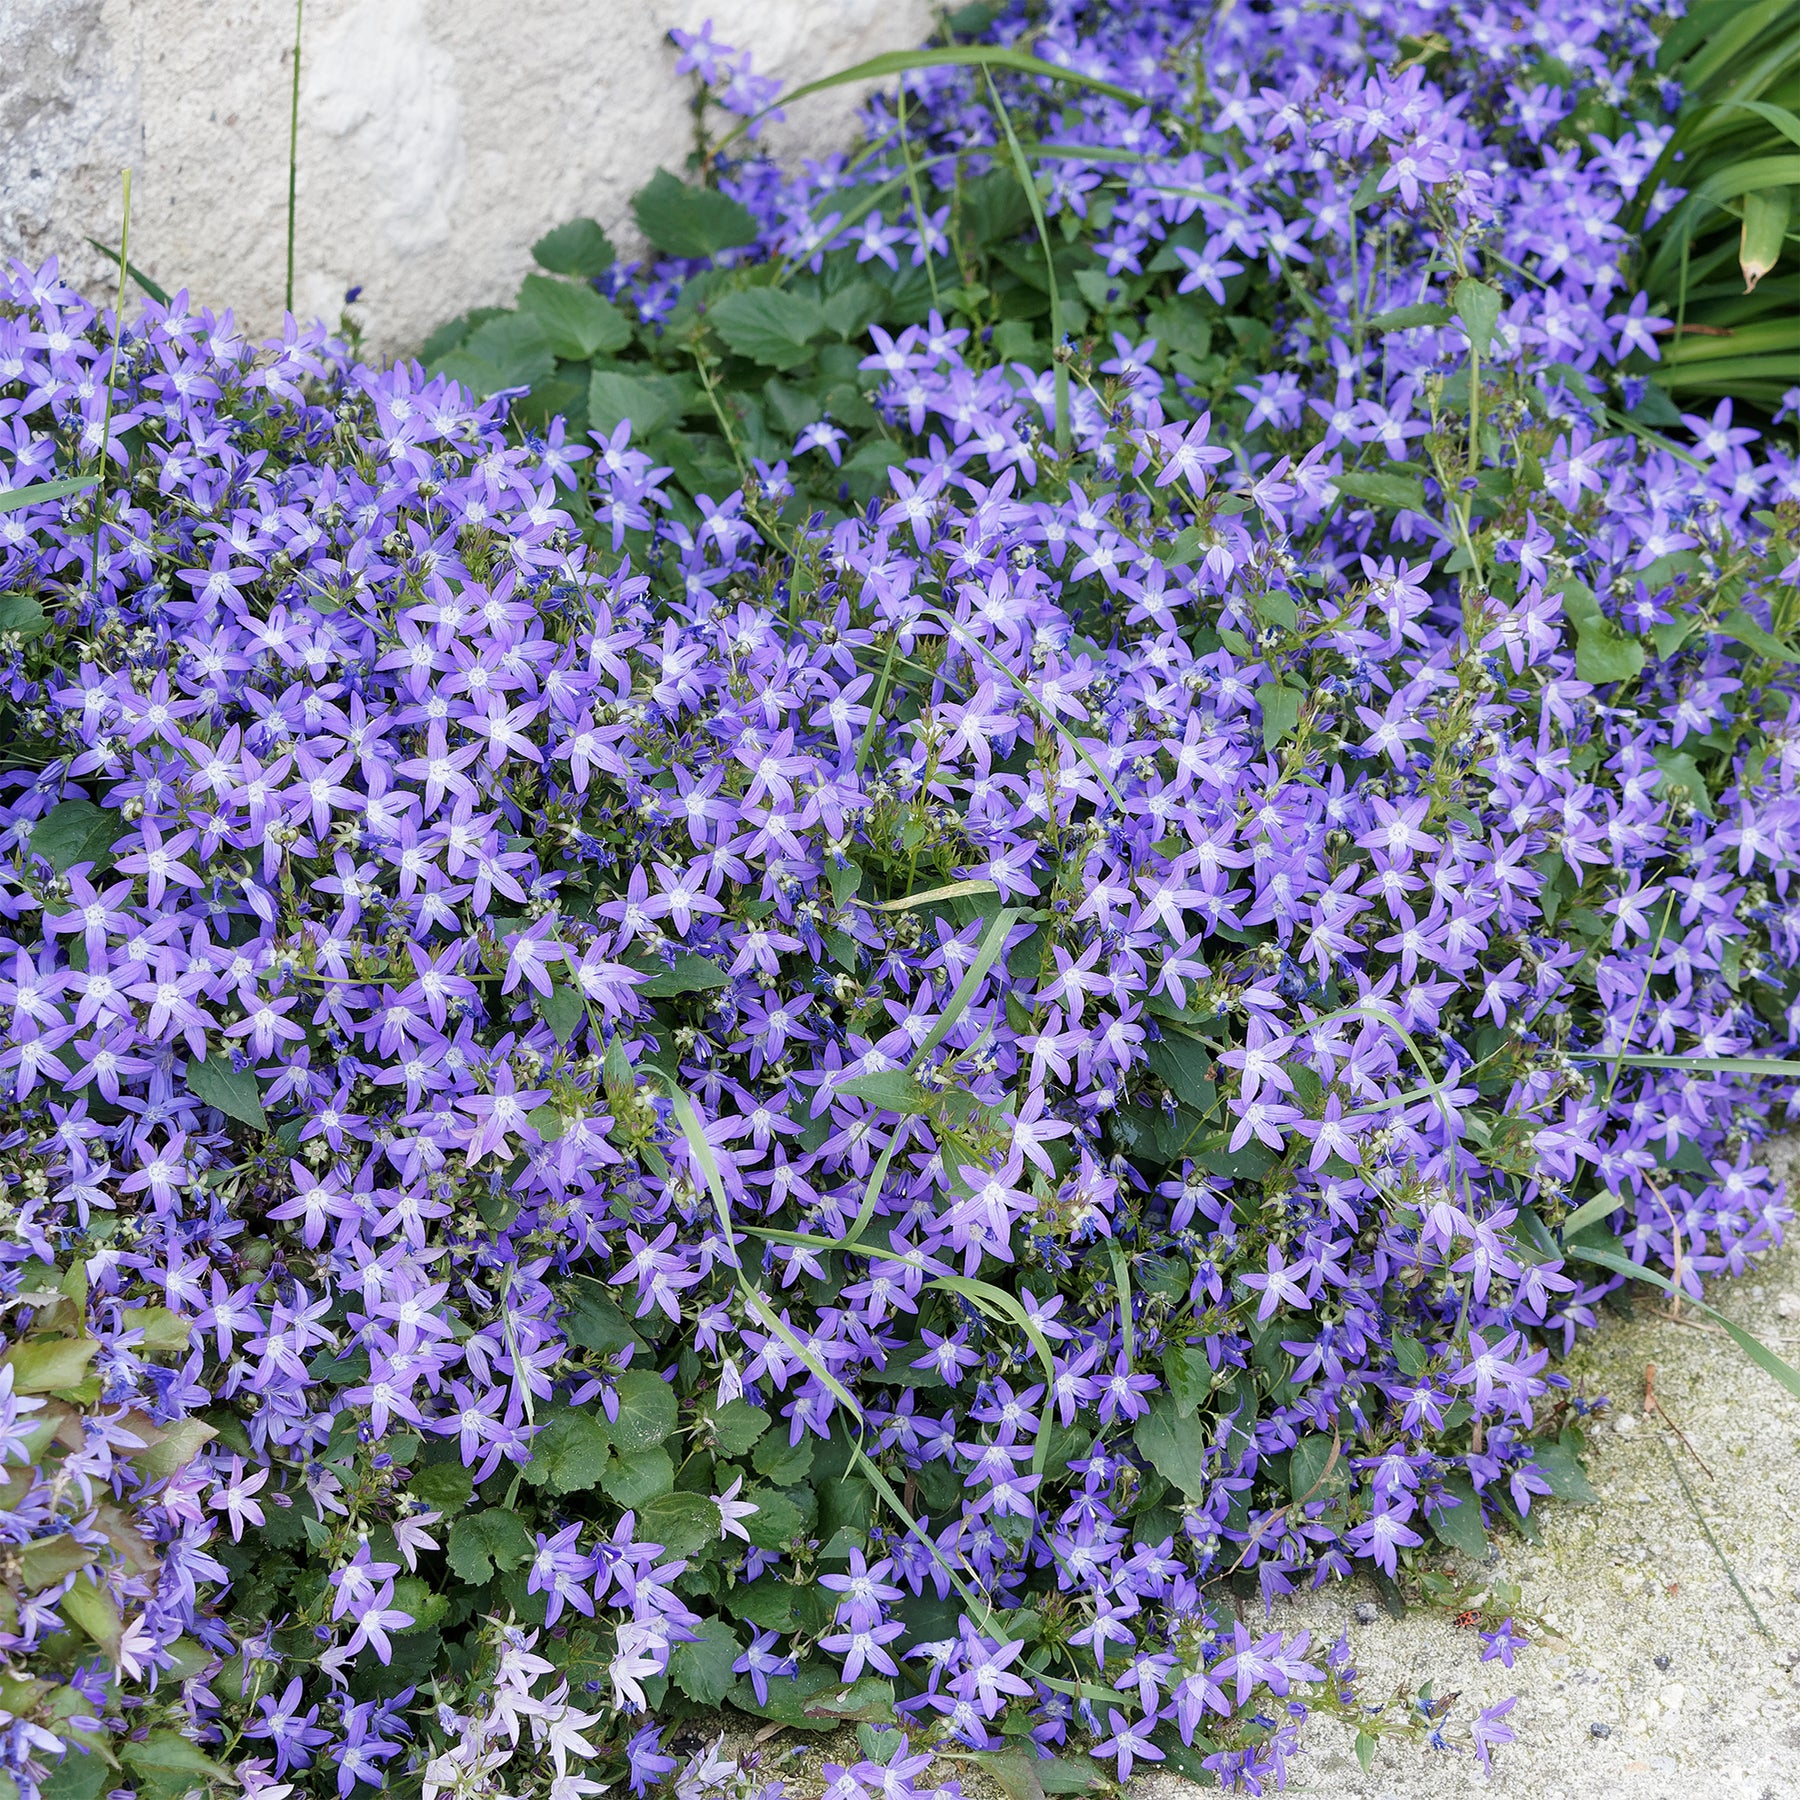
[0,0,935,356]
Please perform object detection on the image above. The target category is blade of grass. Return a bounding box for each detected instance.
[1570,1052,1800,1079]
[861,878,999,911]
[286,0,304,315]
[982,67,1071,457]
[1656,1431,1773,1639]
[854,631,901,777]
[0,477,98,515]
[82,239,168,306]
[1108,1240,1134,1369]
[905,905,1021,1069]
[1563,1241,1800,1402]
[90,170,131,580]
[714,45,1143,156]
[896,85,941,314]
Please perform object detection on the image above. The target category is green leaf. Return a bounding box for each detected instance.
[1453,276,1503,352]
[976,1746,1048,1800]
[1564,1242,1800,1403]
[638,1491,719,1559]
[19,1534,99,1590]
[133,1418,216,1482]
[589,368,685,440]
[563,1280,645,1353]
[1354,1730,1377,1774]
[3,1337,98,1395]
[0,477,98,515]
[1651,747,1715,817]
[607,1368,677,1450]
[1366,302,1452,331]
[837,1070,941,1114]
[631,169,759,259]
[728,1666,894,1730]
[1425,1473,1489,1556]
[724,1578,797,1633]
[752,1431,814,1485]
[1036,1759,1100,1795]
[30,799,124,874]
[1147,1035,1216,1110]
[1257,680,1302,751]
[1529,1434,1597,1504]
[437,312,556,395]
[822,279,884,339]
[516,273,632,359]
[42,1744,111,1800]
[120,1305,192,1356]
[538,981,585,1045]
[636,952,731,997]
[409,1456,473,1511]
[1738,185,1792,292]
[1720,607,1800,663]
[711,1399,772,1456]
[1162,1343,1214,1419]
[669,1617,742,1704]
[0,593,50,637]
[1628,380,1684,428]
[709,289,827,368]
[1288,1433,1348,1505]
[1133,1395,1209,1500]
[742,1485,807,1552]
[532,217,617,278]
[599,1444,675,1507]
[522,1407,612,1494]
[186,1055,268,1130]
[120,1732,231,1782]
[1560,581,1645,684]
[447,1510,536,1584]
[1332,469,1428,512]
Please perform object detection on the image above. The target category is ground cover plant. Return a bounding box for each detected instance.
[1,1,1799,1797]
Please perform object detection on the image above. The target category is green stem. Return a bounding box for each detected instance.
[982,67,1070,457]
[897,86,941,314]
[286,0,304,315]
[90,169,132,585]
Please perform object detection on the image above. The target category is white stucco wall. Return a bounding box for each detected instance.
[0,0,935,355]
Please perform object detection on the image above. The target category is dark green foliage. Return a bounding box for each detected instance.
[1628,1,1800,404]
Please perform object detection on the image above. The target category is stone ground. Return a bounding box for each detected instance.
[1215,1226,1800,1799]
[694,1139,1800,1800]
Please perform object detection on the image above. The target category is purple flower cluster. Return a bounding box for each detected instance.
[0,0,1797,1795]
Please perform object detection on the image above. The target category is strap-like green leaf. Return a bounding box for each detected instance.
[0,477,98,514]
[717,46,1143,155]
[1565,1242,1800,1402]
[1570,1052,1800,1078]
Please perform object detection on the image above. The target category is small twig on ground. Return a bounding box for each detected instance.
[1655,1431,1772,1642]
[1644,1308,1727,1336]
[1643,1361,1714,1479]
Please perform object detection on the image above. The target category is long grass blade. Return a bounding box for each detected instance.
[82,239,169,306]
[1571,1052,1800,1078]
[715,46,1142,156]
[1564,1242,1800,1402]
[0,477,98,515]
[982,66,1072,456]
[286,0,304,315]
